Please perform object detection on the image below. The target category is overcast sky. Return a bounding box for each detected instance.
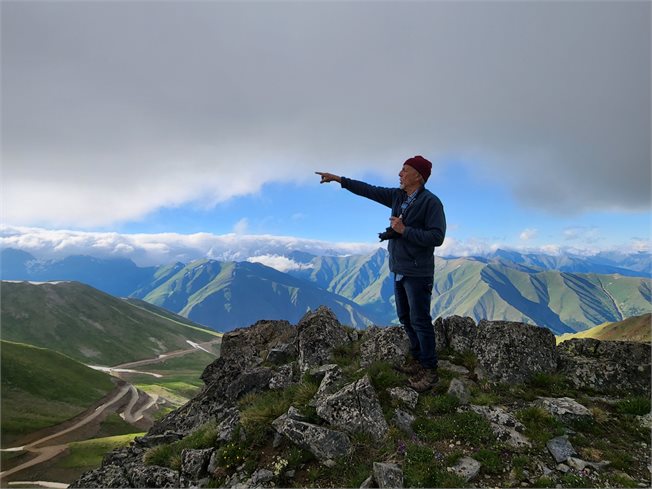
[1,1,650,263]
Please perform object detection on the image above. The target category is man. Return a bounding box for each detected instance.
[316,156,446,392]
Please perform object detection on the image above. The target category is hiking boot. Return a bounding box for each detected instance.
[408,368,439,393]
[394,357,423,376]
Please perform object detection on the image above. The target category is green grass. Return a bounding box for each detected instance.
[413,411,495,445]
[416,394,460,416]
[403,443,468,488]
[1,281,219,366]
[515,406,565,445]
[56,433,144,469]
[615,396,651,416]
[1,340,115,446]
[144,421,218,470]
[473,448,503,475]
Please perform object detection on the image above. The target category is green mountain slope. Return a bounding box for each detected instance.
[0,340,115,447]
[135,260,374,330]
[557,313,652,343]
[0,281,220,366]
[291,255,651,334]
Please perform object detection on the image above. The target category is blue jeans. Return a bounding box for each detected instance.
[395,275,437,369]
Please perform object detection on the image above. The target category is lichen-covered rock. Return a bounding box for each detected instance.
[547,436,577,463]
[373,462,404,488]
[226,366,274,400]
[69,464,131,488]
[434,315,477,353]
[392,409,416,437]
[535,397,592,422]
[269,363,297,390]
[360,325,410,367]
[469,405,531,449]
[557,338,651,395]
[450,457,481,482]
[272,413,352,460]
[474,320,557,383]
[129,464,181,488]
[297,306,353,372]
[266,341,298,365]
[309,364,343,406]
[447,378,471,405]
[201,319,295,386]
[180,448,214,482]
[387,386,418,410]
[315,374,389,441]
[133,431,184,448]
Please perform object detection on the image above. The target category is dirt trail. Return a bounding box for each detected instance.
[0,382,155,483]
[113,338,221,370]
[0,337,218,484]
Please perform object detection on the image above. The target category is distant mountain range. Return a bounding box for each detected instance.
[2,247,650,334]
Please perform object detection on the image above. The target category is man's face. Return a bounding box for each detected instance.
[399,164,422,190]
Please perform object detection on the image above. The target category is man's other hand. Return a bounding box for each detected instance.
[315,172,341,184]
[390,216,405,234]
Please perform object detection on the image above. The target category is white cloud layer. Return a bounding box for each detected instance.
[1,226,648,267]
[2,1,650,226]
[247,255,314,272]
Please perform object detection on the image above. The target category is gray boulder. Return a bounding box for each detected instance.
[310,364,343,406]
[392,409,416,437]
[557,338,651,395]
[272,413,352,460]
[387,386,419,410]
[269,363,297,390]
[297,306,353,372]
[373,462,404,488]
[450,457,481,482]
[69,464,131,488]
[225,366,274,400]
[133,431,184,448]
[266,341,297,365]
[434,315,477,354]
[469,405,531,449]
[129,464,181,488]
[360,325,410,367]
[447,378,471,405]
[474,320,557,384]
[315,375,389,441]
[180,448,214,482]
[535,397,592,422]
[547,436,577,463]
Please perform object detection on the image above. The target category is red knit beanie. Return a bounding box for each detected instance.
[404,155,432,183]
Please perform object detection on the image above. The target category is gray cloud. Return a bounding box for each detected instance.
[2,1,650,225]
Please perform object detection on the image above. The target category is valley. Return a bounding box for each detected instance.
[0,337,221,486]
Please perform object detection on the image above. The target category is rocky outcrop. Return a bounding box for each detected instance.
[315,375,389,441]
[70,307,651,488]
[272,412,352,461]
[297,306,353,372]
[360,325,410,367]
[474,320,557,384]
[557,338,651,395]
[435,315,477,353]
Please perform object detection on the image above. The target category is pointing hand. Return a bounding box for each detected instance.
[315,172,341,184]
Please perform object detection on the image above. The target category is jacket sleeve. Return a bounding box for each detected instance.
[403,199,446,247]
[340,177,396,209]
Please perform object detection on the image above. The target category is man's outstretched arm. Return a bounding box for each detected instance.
[315,171,396,209]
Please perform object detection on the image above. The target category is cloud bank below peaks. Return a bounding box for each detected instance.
[1,226,648,269]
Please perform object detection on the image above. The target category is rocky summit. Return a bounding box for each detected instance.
[71,307,651,488]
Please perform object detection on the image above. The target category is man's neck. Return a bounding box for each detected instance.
[404,184,422,196]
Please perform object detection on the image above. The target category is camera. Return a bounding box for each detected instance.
[378,226,401,242]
